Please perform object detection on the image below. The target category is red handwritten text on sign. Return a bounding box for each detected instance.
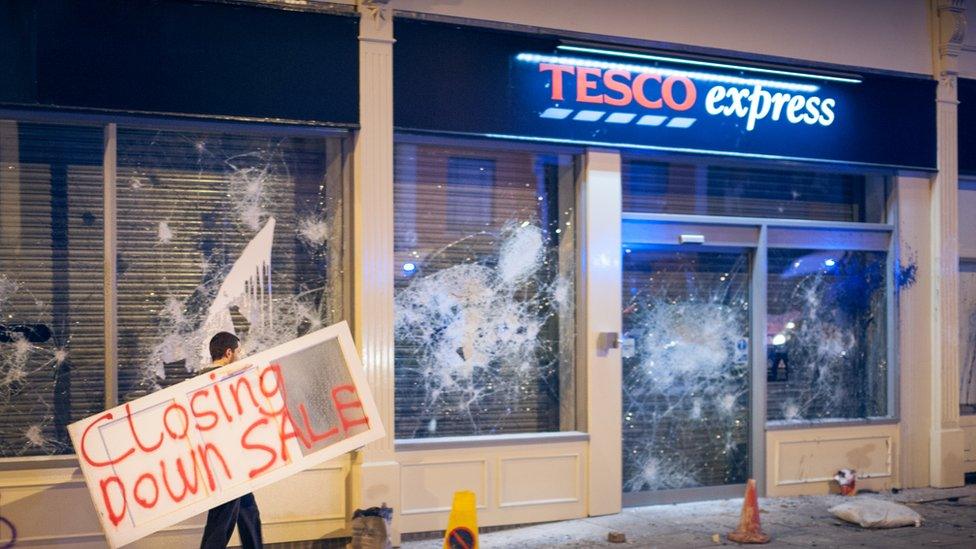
[79,362,368,528]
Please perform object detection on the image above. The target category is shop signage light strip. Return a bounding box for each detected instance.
[516,53,820,93]
[557,45,862,85]
[541,107,697,128]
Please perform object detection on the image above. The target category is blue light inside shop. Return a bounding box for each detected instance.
[402,262,416,273]
[515,53,821,93]
[824,258,837,267]
[555,45,863,85]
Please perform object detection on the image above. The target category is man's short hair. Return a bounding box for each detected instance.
[209,332,240,361]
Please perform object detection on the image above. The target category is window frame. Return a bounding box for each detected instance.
[0,108,350,464]
[619,154,900,430]
[620,151,892,224]
[390,132,585,443]
[959,178,976,416]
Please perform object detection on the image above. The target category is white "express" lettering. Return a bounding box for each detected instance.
[704,85,835,130]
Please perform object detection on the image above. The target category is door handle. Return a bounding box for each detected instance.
[598,332,620,353]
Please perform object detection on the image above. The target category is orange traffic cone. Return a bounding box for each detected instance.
[727,479,770,544]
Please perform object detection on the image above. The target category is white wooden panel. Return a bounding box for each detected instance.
[766,424,898,496]
[0,481,101,540]
[252,464,347,521]
[400,460,488,515]
[0,457,350,548]
[499,454,580,508]
[776,437,892,484]
[397,438,587,533]
[961,416,976,472]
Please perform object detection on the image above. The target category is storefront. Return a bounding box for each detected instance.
[0,0,972,546]
[387,15,938,530]
[0,0,360,546]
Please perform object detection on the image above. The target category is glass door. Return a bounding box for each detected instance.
[620,218,759,505]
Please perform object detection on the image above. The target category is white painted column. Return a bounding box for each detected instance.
[580,149,622,516]
[929,0,967,488]
[352,0,400,534]
[897,175,934,488]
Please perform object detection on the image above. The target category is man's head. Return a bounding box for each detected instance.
[209,332,240,364]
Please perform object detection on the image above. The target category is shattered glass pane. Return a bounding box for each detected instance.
[622,247,751,491]
[393,141,576,438]
[960,263,976,415]
[767,249,888,422]
[115,129,344,400]
[0,121,105,456]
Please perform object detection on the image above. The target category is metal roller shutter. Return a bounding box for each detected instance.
[114,128,344,401]
[393,140,575,439]
[0,121,105,456]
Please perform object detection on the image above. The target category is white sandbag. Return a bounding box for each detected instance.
[828,499,922,528]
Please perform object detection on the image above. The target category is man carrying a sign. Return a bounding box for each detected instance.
[68,320,383,548]
[199,332,264,549]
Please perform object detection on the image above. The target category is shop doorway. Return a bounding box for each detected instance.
[620,217,761,506]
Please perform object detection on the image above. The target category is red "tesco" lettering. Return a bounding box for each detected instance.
[539,63,697,111]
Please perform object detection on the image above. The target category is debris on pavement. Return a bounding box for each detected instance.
[829,499,923,528]
[833,468,857,496]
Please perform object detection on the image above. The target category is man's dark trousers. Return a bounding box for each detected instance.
[200,493,263,549]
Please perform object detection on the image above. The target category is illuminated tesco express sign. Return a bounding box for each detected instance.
[393,19,936,169]
[523,53,838,132]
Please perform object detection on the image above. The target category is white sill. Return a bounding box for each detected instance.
[395,431,589,452]
[0,454,80,471]
[766,416,899,431]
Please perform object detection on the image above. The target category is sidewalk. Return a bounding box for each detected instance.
[400,485,976,548]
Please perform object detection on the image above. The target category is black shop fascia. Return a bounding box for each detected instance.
[394,18,936,172]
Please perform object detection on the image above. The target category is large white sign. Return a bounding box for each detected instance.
[69,321,384,548]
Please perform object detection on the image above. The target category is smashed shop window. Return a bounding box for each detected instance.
[115,129,345,401]
[0,121,346,457]
[392,141,576,439]
[961,260,976,415]
[766,249,888,422]
[621,249,751,492]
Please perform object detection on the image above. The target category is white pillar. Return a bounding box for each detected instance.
[580,149,623,516]
[353,0,400,535]
[929,0,967,488]
[897,175,934,488]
